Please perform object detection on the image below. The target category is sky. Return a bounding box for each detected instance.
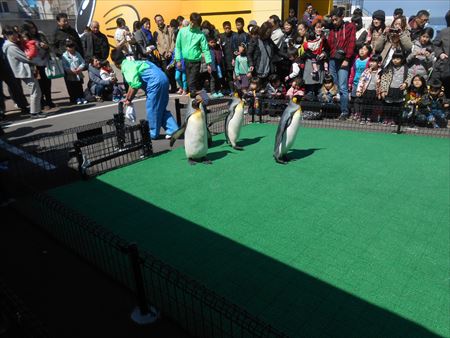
[363,0,449,19]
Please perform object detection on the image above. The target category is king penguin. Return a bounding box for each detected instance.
[225,94,246,150]
[273,96,302,164]
[170,97,212,165]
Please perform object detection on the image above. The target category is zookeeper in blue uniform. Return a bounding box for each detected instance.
[111,48,179,139]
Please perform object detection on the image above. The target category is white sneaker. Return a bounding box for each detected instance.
[165,134,172,139]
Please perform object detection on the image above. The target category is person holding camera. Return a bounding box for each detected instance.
[375,15,412,69]
[327,7,356,120]
[407,27,435,81]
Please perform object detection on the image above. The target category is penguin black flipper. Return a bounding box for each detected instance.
[169,124,186,147]
[225,97,241,144]
[207,127,213,148]
[170,99,198,147]
[274,101,299,154]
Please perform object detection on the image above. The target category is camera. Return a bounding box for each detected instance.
[389,28,401,34]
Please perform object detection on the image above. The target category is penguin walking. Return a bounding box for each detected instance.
[170,98,212,165]
[225,95,246,150]
[273,97,302,164]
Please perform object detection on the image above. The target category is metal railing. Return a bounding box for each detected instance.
[15,190,287,338]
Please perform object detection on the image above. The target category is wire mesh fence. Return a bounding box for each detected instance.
[2,110,153,189]
[14,190,288,338]
[252,98,450,138]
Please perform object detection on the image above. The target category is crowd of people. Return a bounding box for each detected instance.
[0,4,449,128]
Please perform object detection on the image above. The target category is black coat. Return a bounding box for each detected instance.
[220,32,238,70]
[247,37,286,77]
[81,31,110,61]
[53,26,83,57]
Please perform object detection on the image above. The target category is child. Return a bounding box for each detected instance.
[318,74,339,103]
[425,79,449,128]
[349,44,372,103]
[21,31,39,60]
[62,41,87,104]
[286,77,305,99]
[21,31,40,79]
[303,22,328,81]
[407,27,435,81]
[265,74,286,99]
[207,37,223,98]
[244,77,262,116]
[172,48,188,95]
[404,75,429,128]
[234,42,249,90]
[380,50,412,124]
[284,47,302,85]
[354,54,382,123]
[100,60,124,102]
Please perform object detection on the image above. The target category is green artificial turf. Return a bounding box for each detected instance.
[51,124,449,337]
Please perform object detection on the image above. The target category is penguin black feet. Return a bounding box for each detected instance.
[282,155,290,162]
[188,158,199,165]
[201,157,212,165]
[188,157,212,165]
[274,156,288,165]
[232,145,244,151]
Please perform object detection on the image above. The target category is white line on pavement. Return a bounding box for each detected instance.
[3,98,146,129]
[0,139,56,170]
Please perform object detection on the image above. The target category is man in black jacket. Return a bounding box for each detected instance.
[53,13,84,58]
[220,21,238,95]
[81,21,110,61]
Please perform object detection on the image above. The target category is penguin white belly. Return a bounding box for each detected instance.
[185,113,208,159]
[227,109,244,146]
[279,111,302,155]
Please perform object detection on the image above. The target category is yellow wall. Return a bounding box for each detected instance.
[87,0,281,46]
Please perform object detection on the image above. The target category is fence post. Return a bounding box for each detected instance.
[73,141,88,180]
[175,98,182,126]
[114,104,126,149]
[395,107,403,134]
[139,120,153,157]
[128,243,159,325]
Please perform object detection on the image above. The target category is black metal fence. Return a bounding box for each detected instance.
[0,278,51,338]
[2,106,153,189]
[253,98,450,138]
[15,190,287,338]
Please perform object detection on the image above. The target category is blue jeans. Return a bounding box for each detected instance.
[329,59,349,115]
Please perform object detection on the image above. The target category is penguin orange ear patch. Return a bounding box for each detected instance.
[292,97,297,103]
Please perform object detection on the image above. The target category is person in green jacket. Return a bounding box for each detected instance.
[175,12,212,97]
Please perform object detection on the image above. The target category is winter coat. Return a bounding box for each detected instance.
[407,39,435,78]
[356,68,382,96]
[2,40,34,78]
[379,65,412,97]
[375,31,412,68]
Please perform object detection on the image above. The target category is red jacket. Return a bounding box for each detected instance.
[327,22,356,62]
[22,39,39,59]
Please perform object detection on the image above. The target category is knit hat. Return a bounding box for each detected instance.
[372,10,385,21]
[247,20,257,32]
